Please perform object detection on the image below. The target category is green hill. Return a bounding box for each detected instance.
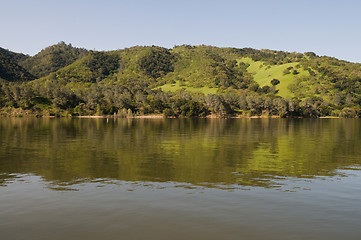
[1,43,361,118]
[18,41,88,78]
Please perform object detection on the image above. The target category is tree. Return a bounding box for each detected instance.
[271,79,280,86]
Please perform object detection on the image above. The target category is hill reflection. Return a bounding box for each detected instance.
[1,118,361,190]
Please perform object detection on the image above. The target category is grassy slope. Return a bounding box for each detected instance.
[239,57,309,98]
[158,54,310,98]
[157,46,235,95]
[159,81,218,94]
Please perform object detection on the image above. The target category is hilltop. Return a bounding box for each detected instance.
[0,43,361,117]
[18,41,88,78]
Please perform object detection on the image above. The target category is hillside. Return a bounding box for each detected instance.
[1,43,361,117]
[18,41,88,78]
[0,47,34,82]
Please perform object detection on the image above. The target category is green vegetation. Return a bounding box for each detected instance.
[0,47,34,82]
[239,57,309,98]
[1,43,361,118]
[159,81,218,95]
[18,41,88,78]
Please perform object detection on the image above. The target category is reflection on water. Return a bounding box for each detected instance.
[1,118,361,240]
[0,118,361,190]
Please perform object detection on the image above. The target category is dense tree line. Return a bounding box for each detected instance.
[1,79,360,118]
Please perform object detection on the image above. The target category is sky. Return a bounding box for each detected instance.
[1,0,361,62]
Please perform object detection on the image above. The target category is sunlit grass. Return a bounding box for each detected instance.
[159,57,310,98]
[158,81,218,95]
[239,57,309,98]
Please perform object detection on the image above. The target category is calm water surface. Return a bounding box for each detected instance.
[1,118,361,240]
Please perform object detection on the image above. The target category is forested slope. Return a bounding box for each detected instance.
[18,41,88,78]
[1,43,361,117]
[0,47,34,82]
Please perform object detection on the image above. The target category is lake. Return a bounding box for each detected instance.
[1,118,361,240]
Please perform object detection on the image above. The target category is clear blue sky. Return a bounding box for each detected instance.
[1,0,361,62]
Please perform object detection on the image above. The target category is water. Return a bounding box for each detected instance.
[1,118,361,240]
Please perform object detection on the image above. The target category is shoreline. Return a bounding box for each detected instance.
[0,114,347,119]
[76,115,164,119]
[76,115,343,119]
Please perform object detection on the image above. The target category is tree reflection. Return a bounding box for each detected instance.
[0,118,361,189]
